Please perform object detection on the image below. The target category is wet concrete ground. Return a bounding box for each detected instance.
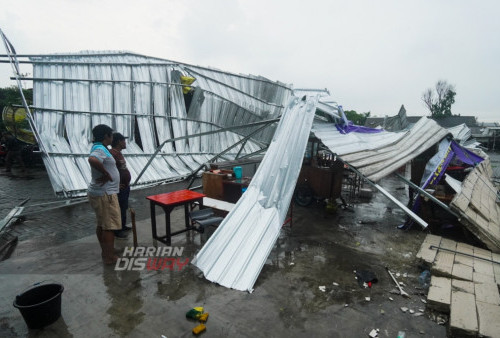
[0,171,450,337]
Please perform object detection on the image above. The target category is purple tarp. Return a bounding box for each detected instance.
[402,139,484,229]
[335,122,383,134]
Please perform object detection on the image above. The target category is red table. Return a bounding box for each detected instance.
[146,190,206,245]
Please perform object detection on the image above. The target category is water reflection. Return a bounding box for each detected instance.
[26,317,73,338]
[102,268,144,336]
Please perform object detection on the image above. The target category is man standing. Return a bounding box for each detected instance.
[87,124,121,264]
[110,132,132,238]
[2,132,26,174]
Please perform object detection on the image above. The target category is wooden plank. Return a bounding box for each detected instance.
[416,234,442,265]
[455,243,474,267]
[492,253,500,286]
[474,259,494,277]
[451,279,474,294]
[473,271,496,285]
[439,238,457,251]
[475,282,500,306]
[427,276,451,312]
[474,247,492,260]
[432,251,455,278]
[452,263,473,281]
[450,291,478,337]
[476,301,500,338]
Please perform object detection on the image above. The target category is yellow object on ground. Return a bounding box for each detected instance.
[193,306,204,313]
[192,323,206,335]
[198,313,209,323]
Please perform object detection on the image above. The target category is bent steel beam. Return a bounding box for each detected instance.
[345,163,428,229]
[133,117,280,185]
[395,173,460,219]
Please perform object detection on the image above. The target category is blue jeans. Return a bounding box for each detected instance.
[117,186,130,230]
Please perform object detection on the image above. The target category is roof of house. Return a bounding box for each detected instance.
[431,116,477,128]
[364,116,421,128]
[365,115,478,129]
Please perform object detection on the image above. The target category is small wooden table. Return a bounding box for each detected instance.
[222,177,251,203]
[146,190,206,245]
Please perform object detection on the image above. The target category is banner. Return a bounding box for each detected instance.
[403,139,484,228]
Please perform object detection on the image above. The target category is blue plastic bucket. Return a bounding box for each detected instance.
[233,166,242,179]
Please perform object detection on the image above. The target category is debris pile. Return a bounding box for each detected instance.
[417,234,500,337]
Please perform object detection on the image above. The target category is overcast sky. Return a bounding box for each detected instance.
[1,0,498,121]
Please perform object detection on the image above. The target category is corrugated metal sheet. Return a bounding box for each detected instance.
[312,117,450,182]
[448,123,471,142]
[450,160,500,252]
[23,51,292,197]
[447,123,481,148]
[383,105,409,131]
[192,96,318,292]
[293,88,340,119]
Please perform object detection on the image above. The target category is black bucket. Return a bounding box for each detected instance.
[13,283,64,329]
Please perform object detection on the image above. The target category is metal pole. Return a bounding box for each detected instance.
[185,122,273,188]
[0,53,291,89]
[344,162,428,229]
[237,146,269,160]
[235,139,248,159]
[14,84,268,121]
[430,245,500,265]
[13,74,286,109]
[0,30,68,195]
[133,117,280,185]
[395,173,460,219]
[185,67,283,108]
[14,104,226,128]
[11,75,192,86]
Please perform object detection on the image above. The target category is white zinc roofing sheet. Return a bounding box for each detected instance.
[192,96,318,292]
[22,51,291,197]
[312,117,450,182]
[448,123,471,143]
[293,88,340,119]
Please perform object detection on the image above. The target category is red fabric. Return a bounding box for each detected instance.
[446,166,465,171]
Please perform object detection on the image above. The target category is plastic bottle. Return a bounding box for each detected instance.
[418,270,431,288]
[397,331,406,338]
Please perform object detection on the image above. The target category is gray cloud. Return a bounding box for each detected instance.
[1,0,498,121]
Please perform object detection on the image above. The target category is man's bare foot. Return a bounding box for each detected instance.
[103,249,121,257]
[102,255,119,265]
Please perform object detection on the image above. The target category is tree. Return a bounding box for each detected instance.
[344,110,371,125]
[422,80,456,118]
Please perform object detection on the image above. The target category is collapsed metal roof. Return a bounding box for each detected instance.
[4,29,480,290]
[312,117,450,182]
[292,88,340,120]
[1,41,292,196]
[192,96,318,292]
[447,123,481,149]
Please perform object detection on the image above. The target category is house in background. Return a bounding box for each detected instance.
[364,105,499,150]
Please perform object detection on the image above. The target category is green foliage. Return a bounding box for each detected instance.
[0,86,33,132]
[344,110,371,125]
[431,89,455,118]
[422,80,456,118]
